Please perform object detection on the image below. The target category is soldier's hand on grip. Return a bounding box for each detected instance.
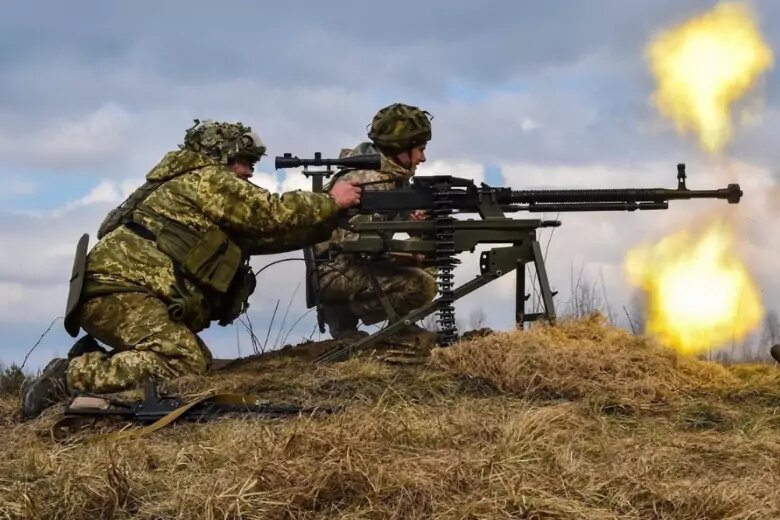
[330,180,362,209]
[409,209,428,221]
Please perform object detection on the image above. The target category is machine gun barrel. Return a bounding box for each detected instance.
[506,185,742,205]
[501,202,670,212]
[503,164,742,206]
[356,163,742,213]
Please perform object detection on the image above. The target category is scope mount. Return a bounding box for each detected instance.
[278,152,335,193]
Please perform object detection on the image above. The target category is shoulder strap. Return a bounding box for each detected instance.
[96,172,188,239]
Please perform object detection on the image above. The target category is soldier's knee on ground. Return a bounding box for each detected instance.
[177,348,209,376]
[67,346,208,394]
[420,270,438,300]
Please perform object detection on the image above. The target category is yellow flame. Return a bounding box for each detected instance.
[625,221,763,355]
[647,2,773,152]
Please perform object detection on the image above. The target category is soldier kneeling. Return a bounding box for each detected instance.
[313,103,438,340]
[20,120,361,419]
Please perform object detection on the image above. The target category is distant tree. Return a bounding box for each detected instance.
[0,363,27,395]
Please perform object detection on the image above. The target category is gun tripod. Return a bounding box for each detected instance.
[314,218,559,363]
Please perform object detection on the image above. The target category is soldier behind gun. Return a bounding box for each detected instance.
[313,103,438,340]
[20,120,362,419]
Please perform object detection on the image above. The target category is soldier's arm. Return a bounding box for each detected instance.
[238,223,336,255]
[196,168,341,239]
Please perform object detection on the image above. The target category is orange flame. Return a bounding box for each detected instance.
[625,221,763,355]
[646,2,773,152]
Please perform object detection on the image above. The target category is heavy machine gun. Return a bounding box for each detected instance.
[275,155,743,362]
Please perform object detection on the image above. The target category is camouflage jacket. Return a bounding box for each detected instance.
[85,150,340,328]
[313,142,415,265]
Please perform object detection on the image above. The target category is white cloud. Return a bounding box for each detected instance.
[119,177,144,198]
[0,282,66,325]
[78,179,123,205]
[18,176,145,218]
[280,170,316,193]
[249,171,281,193]
[0,104,134,172]
[0,208,99,288]
[521,117,541,133]
[39,104,131,158]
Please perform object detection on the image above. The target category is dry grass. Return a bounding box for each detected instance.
[432,314,780,411]
[2,316,780,519]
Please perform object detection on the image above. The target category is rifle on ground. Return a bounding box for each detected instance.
[53,378,339,441]
[275,155,743,362]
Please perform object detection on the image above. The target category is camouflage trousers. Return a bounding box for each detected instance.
[318,256,438,325]
[67,292,212,394]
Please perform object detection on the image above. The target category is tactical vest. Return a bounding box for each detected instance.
[93,175,256,327]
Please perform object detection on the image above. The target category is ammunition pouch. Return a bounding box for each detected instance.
[213,262,257,326]
[167,266,210,329]
[64,233,90,337]
[124,217,249,328]
[155,221,242,294]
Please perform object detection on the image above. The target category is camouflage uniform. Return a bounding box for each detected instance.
[315,137,437,332]
[70,292,212,393]
[67,123,342,393]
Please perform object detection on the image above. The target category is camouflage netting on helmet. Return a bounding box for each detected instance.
[367,103,433,154]
[181,119,266,165]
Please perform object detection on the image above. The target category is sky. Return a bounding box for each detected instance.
[1,0,779,369]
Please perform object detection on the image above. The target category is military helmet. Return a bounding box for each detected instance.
[367,103,433,153]
[181,119,266,164]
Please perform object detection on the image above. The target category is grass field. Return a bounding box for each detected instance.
[2,315,780,519]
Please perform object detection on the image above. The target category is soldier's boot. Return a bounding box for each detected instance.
[770,344,780,363]
[323,305,368,341]
[20,358,70,420]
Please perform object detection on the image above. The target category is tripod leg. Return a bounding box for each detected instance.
[361,258,401,324]
[516,259,526,329]
[531,240,556,322]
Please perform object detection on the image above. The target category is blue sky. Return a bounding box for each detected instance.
[1,171,100,211]
[2,0,779,369]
